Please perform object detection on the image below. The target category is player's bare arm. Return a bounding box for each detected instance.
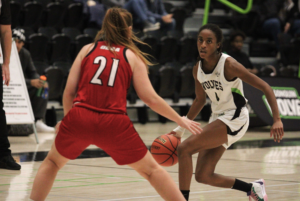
[127,49,202,135]
[63,43,94,116]
[186,62,206,120]
[224,57,284,142]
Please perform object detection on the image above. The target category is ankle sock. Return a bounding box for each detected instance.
[232,179,253,193]
[180,190,190,201]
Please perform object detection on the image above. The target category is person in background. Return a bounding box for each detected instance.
[171,24,283,201]
[284,0,300,37]
[226,31,259,75]
[30,8,201,201]
[123,0,161,32]
[102,0,127,7]
[0,0,21,170]
[145,0,176,33]
[256,0,285,51]
[74,0,106,28]
[12,29,55,133]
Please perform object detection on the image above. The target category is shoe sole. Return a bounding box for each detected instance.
[143,26,160,32]
[259,179,268,201]
[0,165,21,170]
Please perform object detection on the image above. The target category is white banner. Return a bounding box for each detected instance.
[2,41,35,124]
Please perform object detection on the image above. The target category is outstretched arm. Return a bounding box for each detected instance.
[171,63,206,138]
[127,49,202,135]
[224,57,284,142]
[63,43,94,116]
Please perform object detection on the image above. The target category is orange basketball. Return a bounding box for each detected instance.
[150,134,181,167]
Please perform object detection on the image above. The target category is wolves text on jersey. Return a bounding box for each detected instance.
[201,80,223,91]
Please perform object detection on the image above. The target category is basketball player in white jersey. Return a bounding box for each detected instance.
[171,24,284,201]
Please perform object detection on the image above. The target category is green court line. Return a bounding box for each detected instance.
[0,174,144,188]
[6,180,145,192]
[0,182,32,186]
[0,175,141,187]
[0,175,35,181]
[58,171,142,179]
[56,176,115,181]
[53,180,144,189]
[0,174,33,178]
[33,168,143,179]
[56,180,98,184]
[0,179,102,187]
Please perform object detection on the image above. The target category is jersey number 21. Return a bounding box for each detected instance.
[90,56,120,87]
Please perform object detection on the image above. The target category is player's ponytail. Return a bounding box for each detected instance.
[95,7,153,68]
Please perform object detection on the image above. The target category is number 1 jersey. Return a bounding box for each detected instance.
[73,41,132,114]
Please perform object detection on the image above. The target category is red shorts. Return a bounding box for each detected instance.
[55,107,148,165]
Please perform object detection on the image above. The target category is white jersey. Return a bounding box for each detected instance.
[197,53,247,115]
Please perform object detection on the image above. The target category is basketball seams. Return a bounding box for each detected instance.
[152,141,175,165]
[159,155,174,165]
[151,135,180,166]
[153,141,174,154]
[151,153,172,156]
[166,135,176,150]
[154,138,177,161]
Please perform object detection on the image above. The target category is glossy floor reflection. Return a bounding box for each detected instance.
[1,122,300,201]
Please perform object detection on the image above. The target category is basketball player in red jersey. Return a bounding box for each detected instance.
[30,8,202,201]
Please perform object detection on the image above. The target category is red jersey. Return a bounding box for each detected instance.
[73,41,132,114]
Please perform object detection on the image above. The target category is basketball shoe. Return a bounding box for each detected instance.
[143,21,160,32]
[247,179,268,201]
[36,120,55,133]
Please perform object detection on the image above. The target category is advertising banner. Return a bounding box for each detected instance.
[2,41,35,124]
[244,78,300,131]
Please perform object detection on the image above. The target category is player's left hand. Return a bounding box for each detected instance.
[55,121,61,134]
[270,120,284,143]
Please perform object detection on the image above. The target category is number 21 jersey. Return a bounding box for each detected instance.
[73,41,132,114]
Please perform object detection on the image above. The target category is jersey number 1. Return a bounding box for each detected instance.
[90,56,120,87]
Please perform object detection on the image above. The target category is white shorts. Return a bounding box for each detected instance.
[209,107,249,149]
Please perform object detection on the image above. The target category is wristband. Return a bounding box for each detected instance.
[173,126,186,138]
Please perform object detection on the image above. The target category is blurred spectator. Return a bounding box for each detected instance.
[102,0,126,7]
[277,0,300,74]
[145,0,176,33]
[257,0,285,51]
[75,0,106,28]
[226,31,259,74]
[123,0,160,32]
[284,0,300,37]
[12,29,55,133]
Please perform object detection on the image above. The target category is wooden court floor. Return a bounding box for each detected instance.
[1,121,300,201]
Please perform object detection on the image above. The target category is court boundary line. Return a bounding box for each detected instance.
[43,182,300,201]
[65,163,300,183]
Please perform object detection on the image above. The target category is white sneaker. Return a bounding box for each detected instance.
[143,22,160,32]
[248,179,268,201]
[35,120,55,133]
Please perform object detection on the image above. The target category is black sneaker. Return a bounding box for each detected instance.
[143,21,160,32]
[0,155,21,170]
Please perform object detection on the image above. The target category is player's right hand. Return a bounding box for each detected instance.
[270,120,284,143]
[177,116,202,135]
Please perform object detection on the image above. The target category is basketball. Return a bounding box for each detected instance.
[150,134,181,167]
